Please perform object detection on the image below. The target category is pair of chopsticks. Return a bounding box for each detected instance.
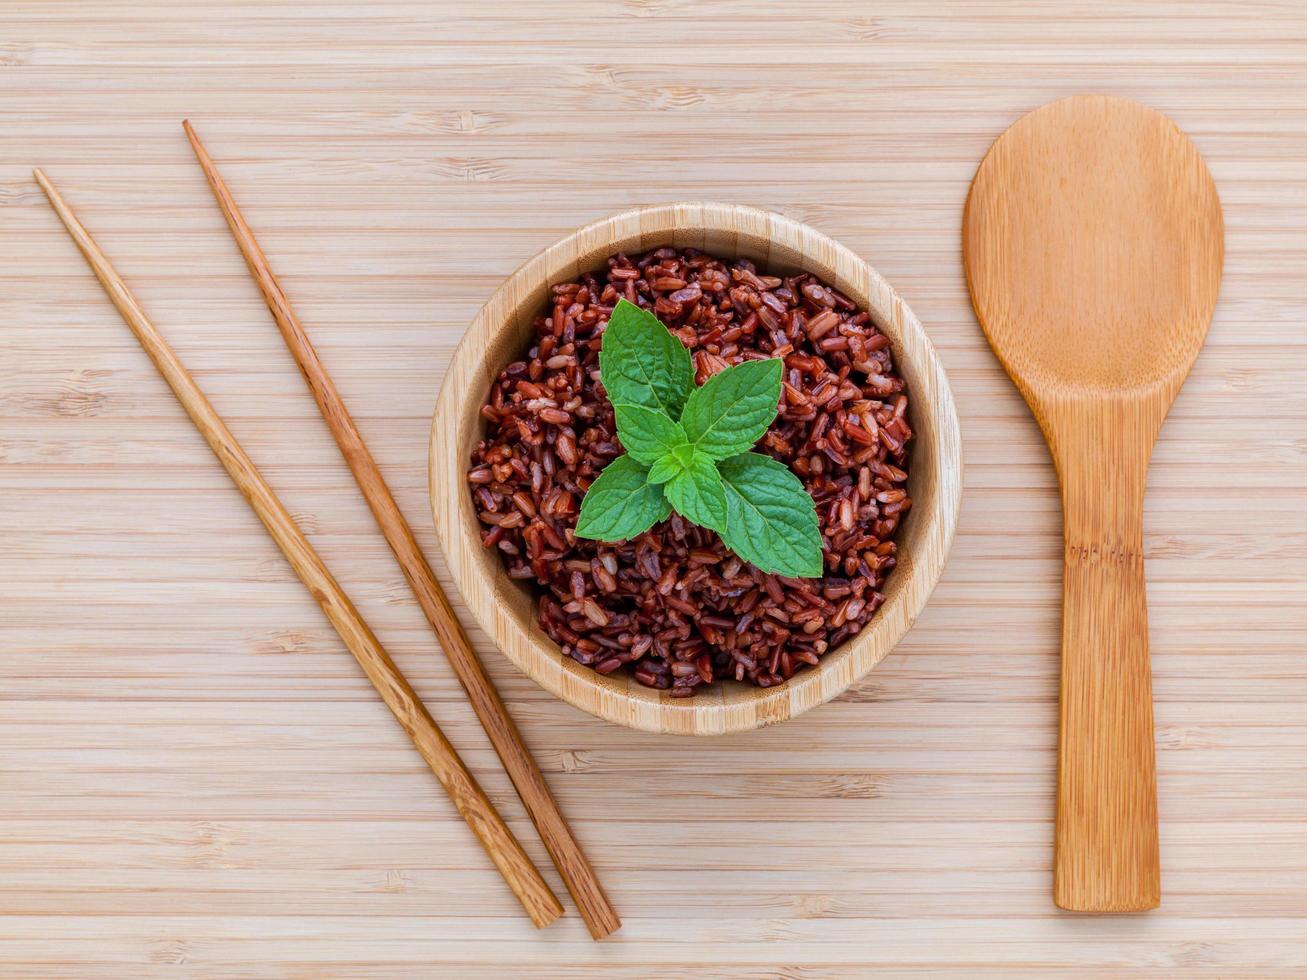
[34,122,619,939]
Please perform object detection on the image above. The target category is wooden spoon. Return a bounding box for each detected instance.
[963,95,1223,912]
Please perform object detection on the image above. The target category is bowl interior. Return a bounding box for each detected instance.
[431,203,960,734]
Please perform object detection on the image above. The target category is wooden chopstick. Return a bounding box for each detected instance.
[182,120,621,941]
[33,168,565,932]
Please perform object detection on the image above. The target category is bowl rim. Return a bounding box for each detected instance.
[430,202,962,735]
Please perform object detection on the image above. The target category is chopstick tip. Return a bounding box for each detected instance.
[181,119,205,155]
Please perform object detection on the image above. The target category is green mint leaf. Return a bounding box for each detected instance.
[574,454,671,541]
[680,358,783,461]
[717,452,824,577]
[663,450,729,534]
[646,455,681,486]
[612,403,687,464]
[646,443,695,485]
[599,298,693,420]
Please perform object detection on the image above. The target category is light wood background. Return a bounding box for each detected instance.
[2,2,1304,975]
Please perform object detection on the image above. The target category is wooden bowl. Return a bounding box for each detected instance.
[431,203,961,735]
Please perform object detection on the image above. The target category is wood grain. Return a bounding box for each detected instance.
[963,95,1224,912]
[431,202,961,735]
[181,119,619,939]
[2,1,1306,974]
[32,169,564,931]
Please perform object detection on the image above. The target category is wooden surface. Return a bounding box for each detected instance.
[431,202,961,736]
[964,95,1225,912]
[2,2,1305,975]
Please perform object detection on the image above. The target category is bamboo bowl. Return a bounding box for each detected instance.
[431,203,961,735]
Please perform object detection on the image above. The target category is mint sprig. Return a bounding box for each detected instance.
[577,299,823,578]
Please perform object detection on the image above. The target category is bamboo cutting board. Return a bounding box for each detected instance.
[2,2,1305,975]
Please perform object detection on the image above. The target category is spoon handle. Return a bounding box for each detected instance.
[1052,404,1161,912]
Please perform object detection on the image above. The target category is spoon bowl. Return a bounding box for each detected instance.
[964,94,1223,912]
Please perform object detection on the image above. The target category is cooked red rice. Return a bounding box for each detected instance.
[468,247,911,697]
